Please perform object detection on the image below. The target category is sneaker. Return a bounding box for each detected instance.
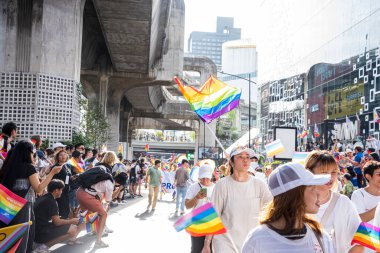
[110,201,118,207]
[33,244,49,253]
[151,208,155,212]
[180,211,185,215]
[104,226,114,233]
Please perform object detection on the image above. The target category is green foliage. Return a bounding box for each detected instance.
[40,139,50,150]
[79,100,111,149]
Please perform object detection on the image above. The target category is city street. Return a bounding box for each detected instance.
[50,190,190,253]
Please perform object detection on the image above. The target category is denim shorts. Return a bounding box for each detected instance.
[69,189,79,208]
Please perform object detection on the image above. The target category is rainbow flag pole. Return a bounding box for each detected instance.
[174,202,227,237]
[351,222,380,251]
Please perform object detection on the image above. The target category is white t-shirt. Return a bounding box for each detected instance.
[242,224,334,253]
[211,175,272,253]
[351,188,380,224]
[185,182,215,209]
[374,202,380,228]
[312,192,361,253]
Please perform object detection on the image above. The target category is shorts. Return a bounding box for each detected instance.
[114,172,128,186]
[129,177,137,185]
[35,224,71,243]
[76,188,107,216]
[69,189,79,209]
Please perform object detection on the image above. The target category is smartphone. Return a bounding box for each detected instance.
[200,188,207,195]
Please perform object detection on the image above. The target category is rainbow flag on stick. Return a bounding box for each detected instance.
[292,152,310,165]
[174,76,241,124]
[351,222,380,251]
[265,139,285,157]
[0,221,32,252]
[0,184,27,224]
[67,158,84,173]
[174,202,227,237]
[79,211,99,233]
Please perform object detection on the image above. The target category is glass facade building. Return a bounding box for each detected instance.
[188,17,241,66]
[257,0,380,146]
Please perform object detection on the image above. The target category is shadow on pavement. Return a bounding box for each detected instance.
[134,210,154,220]
[168,212,180,222]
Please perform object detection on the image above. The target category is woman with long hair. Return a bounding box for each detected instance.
[0,140,62,253]
[242,162,334,253]
[305,151,363,253]
[202,146,272,253]
[52,150,72,219]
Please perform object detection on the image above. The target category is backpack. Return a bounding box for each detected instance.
[130,164,137,179]
[76,165,114,191]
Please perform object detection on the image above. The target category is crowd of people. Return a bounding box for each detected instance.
[2,119,380,252]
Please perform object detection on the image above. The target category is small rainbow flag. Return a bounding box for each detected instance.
[265,139,285,157]
[314,123,320,138]
[79,211,99,233]
[0,221,32,252]
[374,109,380,123]
[300,129,308,138]
[174,202,227,237]
[292,152,310,165]
[351,222,380,251]
[67,158,84,173]
[145,144,149,152]
[174,76,241,124]
[0,184,27,224]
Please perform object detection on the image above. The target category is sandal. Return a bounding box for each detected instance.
[67,240,84,245]
[94,241,109,248]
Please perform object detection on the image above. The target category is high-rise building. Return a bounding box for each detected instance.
[188,17,241,66]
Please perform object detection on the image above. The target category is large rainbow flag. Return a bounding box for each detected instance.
[0,184,27,225]
[351,222,380,251]
[67,158,84,173]
[174,202,227,237]
[174,76,241,124]
[265,139,285,157]
[0,221,32,252]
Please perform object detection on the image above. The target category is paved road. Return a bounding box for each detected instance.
[50,189,190,252]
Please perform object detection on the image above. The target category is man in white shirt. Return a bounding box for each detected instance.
[351,161,380,224]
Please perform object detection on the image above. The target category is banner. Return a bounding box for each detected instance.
[161,171,176,193]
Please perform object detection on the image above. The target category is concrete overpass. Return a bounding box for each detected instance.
[0,0,217,159]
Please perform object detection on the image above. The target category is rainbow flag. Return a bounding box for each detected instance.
[67,158,84,173]
[79,211,99,233]
[145,144,149,152]
[313,123,320,138]
[0,184,27,224]
[292,152,310,165]
[0,221,32,252]
[265,139,285,157]
[300,129,308,138]
[174,202,227,237]
[174,76,241,124]
[374,109,380,123]
[351,222,380,251]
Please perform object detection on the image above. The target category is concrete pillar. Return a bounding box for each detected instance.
[0,0,85,142]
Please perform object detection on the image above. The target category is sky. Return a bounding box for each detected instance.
[184,0,263,51]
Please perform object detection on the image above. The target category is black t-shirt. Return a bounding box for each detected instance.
[3,163,37,198]
[34,193,59,232]
[52,164,71,194]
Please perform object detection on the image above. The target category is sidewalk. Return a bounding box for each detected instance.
[50,189,191,252]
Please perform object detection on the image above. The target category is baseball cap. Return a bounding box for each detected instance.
[198,164,213,179]
[230,146,255,158]
[346,149,353,153]
[52,142,66,149]
[268,162,331,197]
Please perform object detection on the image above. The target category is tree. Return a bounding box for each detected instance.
[81,100,111,149]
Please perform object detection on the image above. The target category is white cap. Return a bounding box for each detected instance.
[230,146,255,158]
[268,162,331,197]
[53,142,66,149]
[346,149,353,153]
[198,164,213,179]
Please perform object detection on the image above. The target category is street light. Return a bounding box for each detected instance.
[217,71,257,148]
